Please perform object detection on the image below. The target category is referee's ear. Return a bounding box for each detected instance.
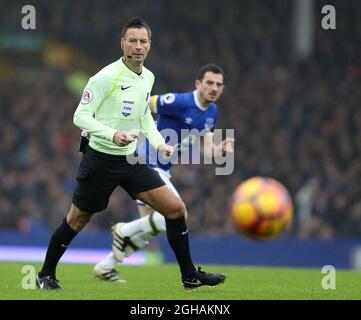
[121,38,124,51]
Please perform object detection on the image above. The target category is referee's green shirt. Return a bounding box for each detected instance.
[73,58,165,155]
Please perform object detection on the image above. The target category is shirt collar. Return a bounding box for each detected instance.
[120,57,144,78]
[193,90,208,111]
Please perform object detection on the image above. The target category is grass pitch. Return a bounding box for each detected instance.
[0,262,360,300]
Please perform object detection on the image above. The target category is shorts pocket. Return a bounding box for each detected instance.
[76,155,95,180]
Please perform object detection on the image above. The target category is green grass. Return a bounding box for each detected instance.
[0,262,360,300]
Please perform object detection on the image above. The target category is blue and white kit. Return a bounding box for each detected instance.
[136,90,218,205]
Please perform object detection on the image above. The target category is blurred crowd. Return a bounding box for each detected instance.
[1,0,360,238]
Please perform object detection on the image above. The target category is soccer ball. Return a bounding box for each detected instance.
[230,176,293,240]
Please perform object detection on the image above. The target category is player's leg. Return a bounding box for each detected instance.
[97,169,173,273]
[138,203,154,217]
[107,169,180,268]
[116,206,165,239]
[93,200,156,280]
[124,194,190,255]
[94,206,154,279]
[115,169,182,254]
[108,204,156,254]
[123,169,190,256]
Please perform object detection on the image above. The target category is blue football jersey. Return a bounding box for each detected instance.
[137,91,218,171]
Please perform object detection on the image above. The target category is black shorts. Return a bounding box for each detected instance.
[72,146,165,214]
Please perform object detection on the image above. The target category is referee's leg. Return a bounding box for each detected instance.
[137,185,186,220]
[136,186,196,279]
[66,204,92,232]
[38,204,93,282]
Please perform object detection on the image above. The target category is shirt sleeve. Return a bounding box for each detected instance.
[155,93,185,117]
[149,95,159,113]
[73,77,117,142]
[140,104,166,149]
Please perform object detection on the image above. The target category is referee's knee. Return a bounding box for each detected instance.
[67,204,92,232]
[166,199,186,219]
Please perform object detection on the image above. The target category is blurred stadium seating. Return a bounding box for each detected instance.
[0,0,361,242]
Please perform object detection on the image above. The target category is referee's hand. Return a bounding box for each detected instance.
[159,144,174,158]
[113,131,137,147]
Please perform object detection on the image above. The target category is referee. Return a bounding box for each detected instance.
[36,17,226,290]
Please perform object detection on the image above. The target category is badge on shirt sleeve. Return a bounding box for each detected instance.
[121,100,135,117]
[160,93,175,105]
[81,89,93,104]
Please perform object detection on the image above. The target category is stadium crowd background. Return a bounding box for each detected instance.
[0,1,360,239]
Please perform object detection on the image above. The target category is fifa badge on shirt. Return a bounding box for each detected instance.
[121,100,134,117]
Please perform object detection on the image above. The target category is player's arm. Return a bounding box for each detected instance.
[73,77,117,142]
[148,95,159,114]
[149,93,185,117]
[140,104,174,156]
[203,131,234,159]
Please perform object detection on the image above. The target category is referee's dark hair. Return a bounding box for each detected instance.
[121,17,152,40]
[197,64,225,83]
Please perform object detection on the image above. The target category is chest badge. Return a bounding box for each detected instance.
[122,100,135,117]
[205,118,214,130]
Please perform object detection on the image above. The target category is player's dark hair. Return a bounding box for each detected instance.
[197,64,225,82]
[121,17,152,39]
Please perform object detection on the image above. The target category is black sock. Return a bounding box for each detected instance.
[39,218,78,277]
[165,216,196,279]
